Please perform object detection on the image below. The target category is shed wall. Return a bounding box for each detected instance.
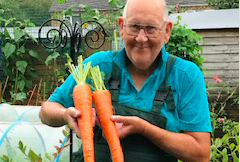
[198,29,239,87]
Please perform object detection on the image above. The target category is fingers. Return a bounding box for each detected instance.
[95,115,102,128]
[63,107,81,137]
[92,108,96,127]
[93,108,102,128]
[111,115,134,125]
[111,115,126,123]
[66,107,97,137]
[111,115,147,136]
[71,120,81,138]
[68,107,81,118]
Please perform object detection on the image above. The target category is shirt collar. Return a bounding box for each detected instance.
[113,48,128,71]
[161,43,169,63]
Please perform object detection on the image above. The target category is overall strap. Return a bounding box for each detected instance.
[152,54,177,113]
[108,51,121,102]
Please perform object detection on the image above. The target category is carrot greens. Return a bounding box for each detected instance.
[67,55,91,84]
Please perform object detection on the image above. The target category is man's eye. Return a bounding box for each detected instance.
[146,26,157,33]
[129,24,140,29]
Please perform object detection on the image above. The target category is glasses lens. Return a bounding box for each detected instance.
[145,26,158,37]
[125,23,162,38]
[126,24,140,36]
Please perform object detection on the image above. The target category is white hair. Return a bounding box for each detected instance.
[122,0,169,20]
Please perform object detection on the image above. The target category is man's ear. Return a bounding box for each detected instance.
[118,16,124,27]
[164,21,173,44]
[118,17,124,37]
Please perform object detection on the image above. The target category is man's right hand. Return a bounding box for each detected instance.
[63,107,81,137]
[64,107,98,138]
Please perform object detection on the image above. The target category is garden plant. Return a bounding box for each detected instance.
[0,9,41,104]
[207,0,239,9]
[209,76,239,162]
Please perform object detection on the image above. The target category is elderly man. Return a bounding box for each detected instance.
[39,0,212,161]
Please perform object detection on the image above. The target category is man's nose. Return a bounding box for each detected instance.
[139,28,147,36]
[136,28,148,42]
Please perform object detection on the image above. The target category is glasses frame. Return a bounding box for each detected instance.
[123,21,167,38]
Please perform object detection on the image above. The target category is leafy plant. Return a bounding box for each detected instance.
[18,141,43,162]
[0,126,71,162]
[0,21,36,102]
[210,114,239,162]
[208,76,239,117]
[76,0,123,42]
[207,0,239,9]
[45,0,124,85]
[0,0,53,26]
[166,16,204,69]
[0,10,42,104]
[0,155,13,162]
[54,0,66,4]
[209,76,239,162]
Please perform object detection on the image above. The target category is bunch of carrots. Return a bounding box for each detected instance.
[67,56,124,162]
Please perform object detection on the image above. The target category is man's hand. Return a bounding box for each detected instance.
[111,115,147,139]
[64,107,97,137]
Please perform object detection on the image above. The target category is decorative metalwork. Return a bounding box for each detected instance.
[38,19,107,162]
[38,18,108,65]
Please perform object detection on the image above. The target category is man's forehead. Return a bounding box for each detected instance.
[127,0,165,15]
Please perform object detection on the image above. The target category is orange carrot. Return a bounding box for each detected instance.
[68,56,95,162]
[91,66,124,162]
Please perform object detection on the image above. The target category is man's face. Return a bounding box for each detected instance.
[119,0,172,70]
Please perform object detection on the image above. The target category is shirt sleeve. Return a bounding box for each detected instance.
[49,74,76,108]
[178,66,212,132]
[48,50,114,108]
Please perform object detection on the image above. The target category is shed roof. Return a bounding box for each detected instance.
[169,8,239,29]
[50,0,207,12]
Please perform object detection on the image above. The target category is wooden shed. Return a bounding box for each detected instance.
[169,8,239,88]
[170,9,239,120]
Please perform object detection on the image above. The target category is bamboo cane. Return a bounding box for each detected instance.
[2,76,9,96]
[13,84,19,105]
[35,78,42,106]
[27,84,37,105]
[43,81,46,101]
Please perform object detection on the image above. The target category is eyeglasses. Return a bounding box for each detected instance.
[123,22,166,38]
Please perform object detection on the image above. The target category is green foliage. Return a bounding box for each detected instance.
[209,77,239,162]
[0,155,13,162]
[207,0,239,9]
[0,0,53,26]
[0,10,41,103]
[54,0,66,4]
[0,126,71,162]
[166,16,204,69]
[45,52,60,66]
[18,141,42,162]
[210,115,239,162]
[79,0,123,41]
[50,0,124,75]
[208,76,239,115]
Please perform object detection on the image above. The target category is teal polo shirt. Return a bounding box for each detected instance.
[49,45,212,133]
